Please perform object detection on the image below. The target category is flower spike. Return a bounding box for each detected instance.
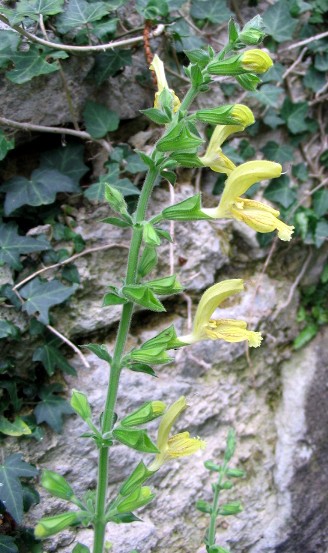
[150,54,181,112]
[177,280,262,347]
[148,396,205,472]
[202,161,294,241]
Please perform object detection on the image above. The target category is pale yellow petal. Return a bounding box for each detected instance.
[167,432,206,458]
[149,54,169,92]
[217,160,282,216]
[241,49,273,73]
[205,319,262,347]
[156,396,187,451]
[192,280,244,338]
[231,198,294,240]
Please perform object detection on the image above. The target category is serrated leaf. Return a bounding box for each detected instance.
[0,222,49,270]
[0,130,15,161]
[0,454,38,523]
[89,49,132,85]
[190,0,232,24]
[0,536,18,553]
[262,0,297,42]
[6,45,59,84]
[2,168,79,215]
[264,175,296,208]
[0,30,20,69]
[249,84,284,107]
[261,141,294,164]
[280,99,309,134]
[15,0,64,20]
[82,344,112,363]
[83,100,120,139]
[32,344,76,376]
[56,0,110,33]
[40,144,88,185]
[34,387,73,432]
[20,278,78,324]
[313,189,328,217]
[0,416,31,436]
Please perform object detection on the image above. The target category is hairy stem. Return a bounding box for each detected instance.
[207,463,227,547]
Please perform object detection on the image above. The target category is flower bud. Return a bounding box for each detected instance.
[105,184,128,215]
[117,486,154,513]
[241,49,273,74]
[238,28,265,45]
[41,470,75,501]
[35,512,79,538]
[121,401,166,427]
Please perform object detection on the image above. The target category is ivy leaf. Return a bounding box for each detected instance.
[303,66,326,92]
[313,189,328,217]
[14,0,65,20]
[34,385,73,432]
[0,130,15,161]
[292,163,308,182]
[261,141,294,164]
[0,536,18,553]
[32,344,77,376]
[249,84,284,107]
[125,153,147,174]
[40,144,88,185]
[6,45,59,84]
[190,0,232,24]
[85,171,140,202]
[83,101,119,139]
[56,0,111,34]
[0,320,20,340]
[2,168,79,215]
[0,454,38,523]
[90,50,132,85]
[262,0,297,42]
[0,222,49,270]
[263,109,284,129]
[0,416,32,437]
[0,30,20,70]
[20,278,78,324]
[280,99,309,134]
[314,220,328,248]
[264,175,297,209]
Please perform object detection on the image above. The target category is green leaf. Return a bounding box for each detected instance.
[40,144,88,185]
[14,0,64,20]
[0,30,21,69]
[262,0,297,42]
[72,544,90,553]
[0,536,18,553]
[313,189,328,217]
[113,427,159,453]
[128,363,157,377]
[294,323,318,349]
[0,454,38,523]
[90,50,132,85]
[2,169,79,215]
[0,130,15,161]
[249,84,283,107]
[0,319,20,340]
[84,165,119,202]
[34,385,73,432]
[70,390,92,422]
[292,163,308,182]
[137,246,157,279]
[0,416,32,436]
[82,343,112,363]
[303,66,326,92]
[56,0,110,33]
[20,278,78,324]
[261,141,294,164]
[122,285,166,312]
[263,109,284,129]
[280,99,309,134]
[156,121,203,152]
[125,153,148,174]
[190,0,232,24]
[83,100,120,139]
[314,220,328,248]
[32,344,76,376]
[0,222,49,270]
[6,45,59,84]
[263,175,297,209]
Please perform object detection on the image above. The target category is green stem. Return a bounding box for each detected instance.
[207,463,227,548]
[92,78,203,552]
[92,166,158,553]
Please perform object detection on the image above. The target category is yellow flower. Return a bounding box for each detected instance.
[199,106,254,175]
[149,54,181,112]
[148,396,205,472]
[241,49,273,74]
[177,279,262,347]
[202,160,294,241]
